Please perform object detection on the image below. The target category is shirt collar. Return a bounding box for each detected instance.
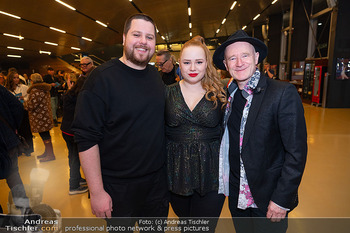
[242,68,261,98]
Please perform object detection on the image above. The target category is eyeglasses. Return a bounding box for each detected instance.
[79,62,91,67]
[155,59,168,68]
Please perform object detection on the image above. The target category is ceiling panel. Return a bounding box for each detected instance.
[0,0,291,64]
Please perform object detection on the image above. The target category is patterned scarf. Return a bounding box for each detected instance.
[218,69,261,201]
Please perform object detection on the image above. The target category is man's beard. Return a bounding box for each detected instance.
[124,46,152,67]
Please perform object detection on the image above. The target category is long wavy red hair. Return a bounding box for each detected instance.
[179,35,227,109]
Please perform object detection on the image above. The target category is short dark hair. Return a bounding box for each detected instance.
[47,67,54,71]
[123,13,156,36]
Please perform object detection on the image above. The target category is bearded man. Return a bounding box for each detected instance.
[72,13,169,219]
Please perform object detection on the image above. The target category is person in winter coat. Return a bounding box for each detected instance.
[24,73,55,162]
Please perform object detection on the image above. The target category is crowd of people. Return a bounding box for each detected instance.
[0,13,307,233]
[0,57,95,211]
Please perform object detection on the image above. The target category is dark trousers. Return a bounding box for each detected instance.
[39,131,51,141]
[170,191,225,233]
[62,133,82,189]
[104,166,169,232]
[229,194,288,233]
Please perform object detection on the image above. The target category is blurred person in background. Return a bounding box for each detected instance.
[0,84,30,214]
[8,68,26,85]
[0,71,7,86]
[24,73,55,162]
[61,74,88,195]
[79,56,95,78]
[43,67,60,126]
[5,71,33,156]
[156,50,179,85]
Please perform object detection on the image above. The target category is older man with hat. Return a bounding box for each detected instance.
[213,30,307,233]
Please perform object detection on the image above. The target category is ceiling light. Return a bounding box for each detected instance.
[161,36,165,40]
[3,33,24,40]
[318,23,322,26]
[7,46,24,50]
[242,25,247,30]
[189,23,192,28]
[96,20,108,27]
[272,0,278,4]
[230,1,237,10]
[71,47,81,50]
[0,10,21,19]
[82,37,92,41]
[253,14,261,20]
[55,0,76,11]
[190,32,192,37]
[50,27,66,33]
[188,8,191,16]
[39,50,51,55]
[7,55,21,58]
[222,18,226,24]
[216,29,220,34]
[45,42,58,46]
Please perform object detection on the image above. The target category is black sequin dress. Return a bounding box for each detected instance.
[165,83,223,196]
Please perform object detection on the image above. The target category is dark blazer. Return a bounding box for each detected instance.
[231,74,307,213]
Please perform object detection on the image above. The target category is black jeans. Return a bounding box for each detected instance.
[62,133,82,189]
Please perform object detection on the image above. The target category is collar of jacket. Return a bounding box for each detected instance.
[27,82,52,93]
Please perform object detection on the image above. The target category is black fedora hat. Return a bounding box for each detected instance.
[213,30,267,70]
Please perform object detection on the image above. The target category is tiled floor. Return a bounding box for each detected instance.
[1,104,350,220]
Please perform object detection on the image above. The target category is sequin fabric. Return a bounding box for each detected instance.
[165,83,223,196]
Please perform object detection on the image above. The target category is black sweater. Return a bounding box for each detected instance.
[72,59,166,182]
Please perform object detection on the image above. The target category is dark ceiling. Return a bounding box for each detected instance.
[0,0,292,64]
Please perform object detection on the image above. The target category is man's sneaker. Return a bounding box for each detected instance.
[79,178,87,186]
[69,186,88,195]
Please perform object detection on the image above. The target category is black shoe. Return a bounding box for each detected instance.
[69,186,88,195]
[79,178,87,186]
